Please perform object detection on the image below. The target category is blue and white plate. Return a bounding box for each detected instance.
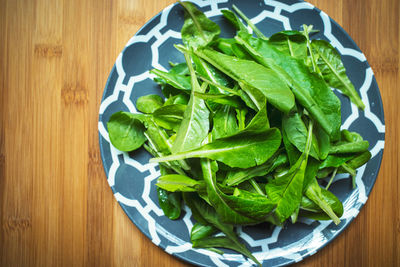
[98,0,385,266]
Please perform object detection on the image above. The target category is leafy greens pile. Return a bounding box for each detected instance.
[107,2,371,265]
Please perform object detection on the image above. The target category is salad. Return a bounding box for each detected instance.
[106,2,371,265]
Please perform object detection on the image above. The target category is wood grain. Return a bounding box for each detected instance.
[0,0,398,266]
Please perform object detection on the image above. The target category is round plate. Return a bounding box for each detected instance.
[98,0,385,266]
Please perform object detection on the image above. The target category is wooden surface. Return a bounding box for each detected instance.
[0,0,398,266]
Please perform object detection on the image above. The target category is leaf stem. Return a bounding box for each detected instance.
[302,24,322,76]
[341,163,357,188]
[232,5,266,40]
[249,179,265,196]
[325,167,338,190]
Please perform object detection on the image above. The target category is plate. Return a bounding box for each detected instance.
[98,0,385,266]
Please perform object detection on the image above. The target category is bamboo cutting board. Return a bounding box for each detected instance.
[0,0,398,266]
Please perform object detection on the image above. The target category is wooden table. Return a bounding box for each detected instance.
[0,0,398,266]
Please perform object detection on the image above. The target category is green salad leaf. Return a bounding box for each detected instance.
[106,4,370,265]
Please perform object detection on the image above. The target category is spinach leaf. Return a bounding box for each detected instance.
[201,156,258,224]
[164,93,189,106]
[195,48,295,113]
[136,94,164,114]
[265,121,314,223]
[221,9,247,33]
[235,32,341,139]
[145,119,191,171]
[224,152,288,186]
[216,38,236,56]
[215,38,252,60]
[190,223,217,241]
[341,129,364,142]
[314,122,330,160]
[150,68,191,91]
[168,62,189,75]
[151,128,281,168]
[339,151,371,170]
[156,174,204,192]
[153,104,186,131]
[269,30,307,59]
[303,157,321,191]
[107,111,147,151]
[157,187,181,220]
[282,126,301,166]
[312,39,365,109]
[191,53,231,94]
[282,111,319,159]
[236,108,247,130]
[305,178,341,224]
[319,154,355,169]
[300,187,343,219]
[329,140,369,154]
[244,100,269,131]
[238,82,266,111]
[180,1,220,48]
[222,188,276,221]
[199,143,275,225]
[211,104,239,139]
[144,144,187,176]
[183,192,260,266]
[194,92,243,109]
[193,236,261,266]
[144,119,173,154]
